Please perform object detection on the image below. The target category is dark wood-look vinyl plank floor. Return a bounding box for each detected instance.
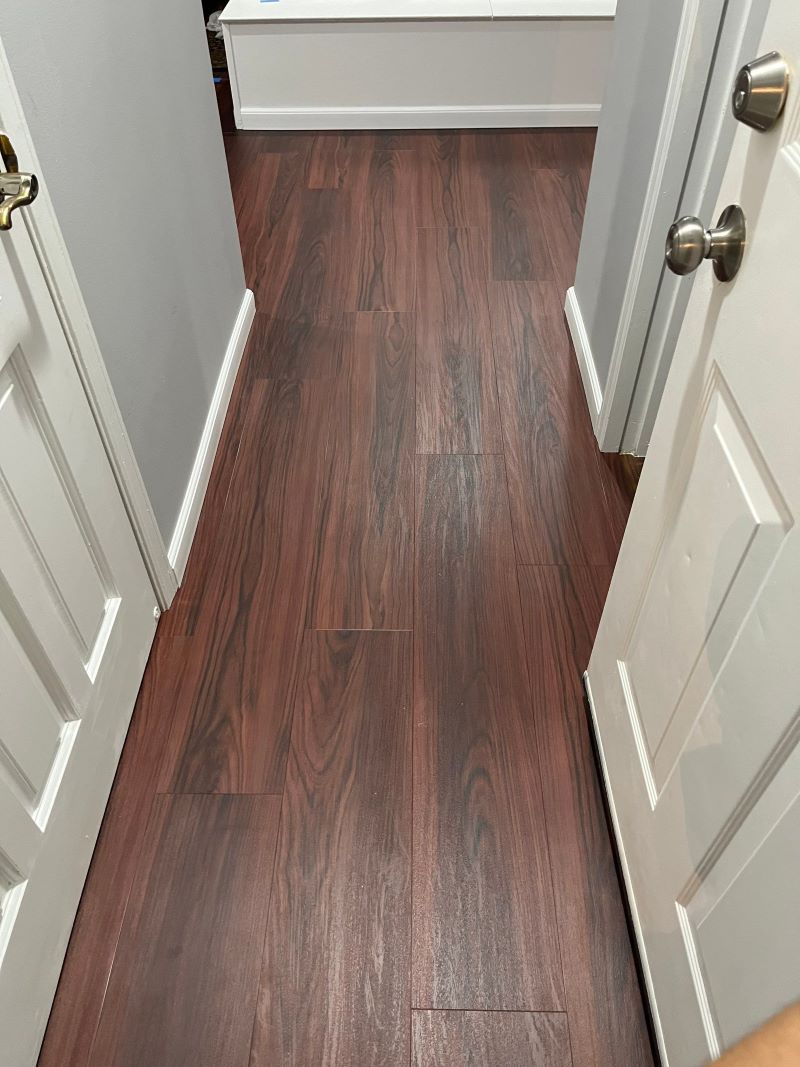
[490,280,623,565]
[249,630,412,1066]
[354,149,417,312]
[531,167,587,296]
[413,455,564,1011]
[307,311,414,630]
[248,308,348,380]
[475,132,553,282]
[307,131,376,189]
[412,1010,571,1067]
[238,150,308,301]
[518,564,654,1067]
[159,378,335,794]
[415,226,502,455]
[38,127,652,1067]
[89,794,280,1067]
[37,636,193,1067]
[416,131,488,228]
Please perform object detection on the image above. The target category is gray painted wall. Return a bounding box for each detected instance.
[2,0,246,542]
[573,0,687,392]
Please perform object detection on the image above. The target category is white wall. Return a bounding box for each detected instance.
[573,0,689,392]
[2,0,246,542]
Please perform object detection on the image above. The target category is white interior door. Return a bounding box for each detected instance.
[0,110,158,1067]
[587,4,800,1065]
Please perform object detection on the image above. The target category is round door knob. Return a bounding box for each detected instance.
[664,204,746,282]
[665,215,708,276]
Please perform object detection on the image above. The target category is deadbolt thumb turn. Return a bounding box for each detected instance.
[665,204,746,282]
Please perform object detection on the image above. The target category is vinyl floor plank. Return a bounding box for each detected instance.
[248,308,347,380]
[160,378,333,793]
[518,564,654,1067]
[236,149,309,298]
[261,187,357,317]
[415,227,502,455]
[88,794,280,1067]
[416,132,488,228]
[354,150,417,312]
[595,450,643,562]
[40,129,652,1067]
[412,1010,571,1067]
[490,280,622,564]
[531,168,587,297]
[413,454,564,1011]
[251,164,346,316]
[308,312,414,630]
[306,131,376,189]
[250,630,411,1067]
[233,150,282,288]
[523,127,597,171]
[474,133,552,282]
[37,636,194,1067]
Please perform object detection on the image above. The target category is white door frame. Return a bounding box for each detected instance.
[569,0,769,453]
[0,40,178,608]
[620,0,770,454]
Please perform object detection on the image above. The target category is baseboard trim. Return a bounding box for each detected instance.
[564,285,603,433]
[168,289,255,580]
[239,104,601,130]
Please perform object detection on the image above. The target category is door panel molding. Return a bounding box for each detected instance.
[0,38,178,608]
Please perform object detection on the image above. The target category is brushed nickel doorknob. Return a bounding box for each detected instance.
[665,204,746,282]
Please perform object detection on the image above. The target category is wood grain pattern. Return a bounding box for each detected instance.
[532,168,587,297]
[490,280,622,564]
[413,455,564,1011]
[354,150,416,311]
[416,132,488,228]
[308,312,414,630]
[246,154,320,314]
[250,630,411,1067]
[88,794,280,1067]
[40,129,651,1067]
[160,378,333,793]
[596,451,643,561]
[306,132,417,189]
[249,308,347,380]
[475,133,552,281]
[233,150,281,287]
[38,637,193,1067]
[518,565,654,1067]
[307,132,374,189]
[256,186,356,319]
[415,227,501,455]
[523,128,597,171]
[412,1010,571,1067]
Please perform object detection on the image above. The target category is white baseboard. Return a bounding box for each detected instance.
[239,104,600,130]
[168,289,255,580]
[564,286,603,433]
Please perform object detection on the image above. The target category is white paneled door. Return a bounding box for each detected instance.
[587,3,800,1065]
[0,119,157,1066]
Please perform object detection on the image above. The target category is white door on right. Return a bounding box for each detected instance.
[587,3,800,1065]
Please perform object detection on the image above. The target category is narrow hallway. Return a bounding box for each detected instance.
[39,129,653,1066]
